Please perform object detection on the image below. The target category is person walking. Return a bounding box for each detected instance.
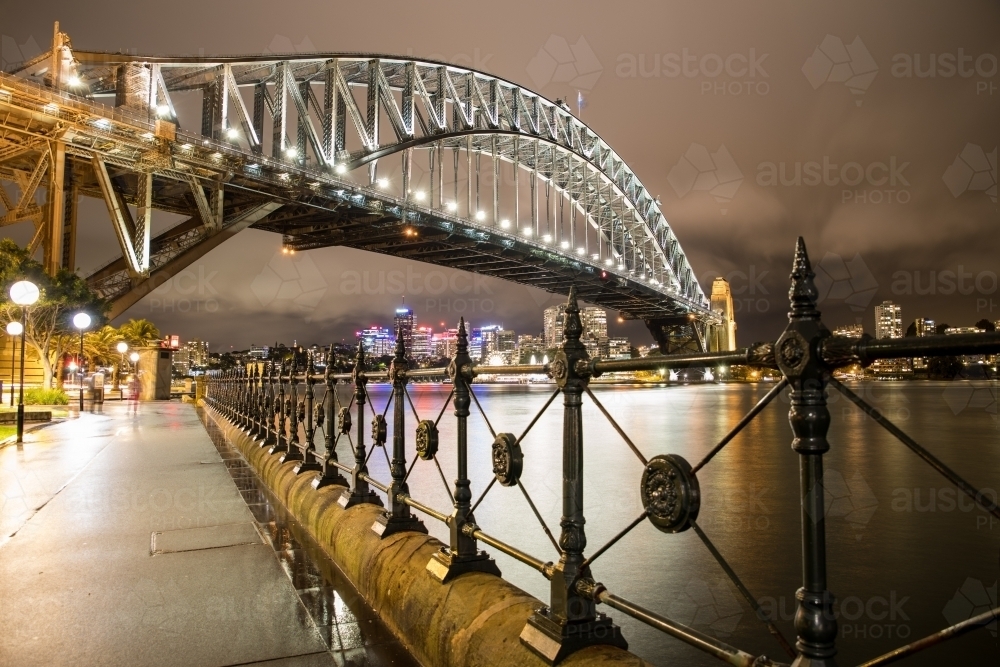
[127,373,141,415]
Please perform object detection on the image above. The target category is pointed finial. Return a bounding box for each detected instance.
[394,324,406,359]
[457,317,468,354]
[788,237,819,321]
[563,286,583,343]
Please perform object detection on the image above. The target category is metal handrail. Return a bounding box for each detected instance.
[203,238,1000,667]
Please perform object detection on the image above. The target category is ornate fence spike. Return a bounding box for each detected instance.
[521,286,628,664]
[314,344,348,489]
[428,317,501,582]
[373,325,427,538]
[339,341,383,509]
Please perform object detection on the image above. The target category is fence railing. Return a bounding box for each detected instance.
[204,238,1000,667]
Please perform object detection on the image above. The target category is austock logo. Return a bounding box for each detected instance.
[813,252,879,312]
[665,577,743,638]
[526,35,603,92]
[942,578,998,637]
[804,467,878,540]
[802,35,879,106]
[667,143,743,214]
[942,144,997,203]
[942,384,998,422]
[250,250,328,317]
[1,34,41,71]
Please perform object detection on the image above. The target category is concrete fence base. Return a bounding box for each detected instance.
[201,405,652,667]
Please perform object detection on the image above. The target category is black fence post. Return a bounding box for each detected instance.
[428,317,500,581]
[339,342,383,508]
[281,358,304,463]
[269,361,288,455]
[776,238,838,667]
[314,345,348,489]
[521,287,627,664]
[373,328,427,537]
[294,356,322,474]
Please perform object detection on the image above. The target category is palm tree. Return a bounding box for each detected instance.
[117,319,161,348]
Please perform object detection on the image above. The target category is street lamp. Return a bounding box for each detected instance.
[116,341,128,400]
[9,280,39,443]
[72,312,91,411]
[5,321,22,406]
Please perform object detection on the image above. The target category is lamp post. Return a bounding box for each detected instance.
[9,280,39,443]
[116,341,128,400]
[5,321,21,406]
[73,312,91,411]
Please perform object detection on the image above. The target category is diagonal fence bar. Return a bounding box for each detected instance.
[828,376,1000,519]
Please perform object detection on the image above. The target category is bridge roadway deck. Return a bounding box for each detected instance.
[0,402,413,667]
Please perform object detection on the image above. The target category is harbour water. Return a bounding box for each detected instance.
[327,380,999,665]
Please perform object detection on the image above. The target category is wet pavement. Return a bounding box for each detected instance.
[0,401,418,667]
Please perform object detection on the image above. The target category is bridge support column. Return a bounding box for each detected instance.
[338,343,383,509]
[428,318,501,582]
[776,239,838,667]
[373,329,426,538]
[42,141,66,276]
[521,288,627,664]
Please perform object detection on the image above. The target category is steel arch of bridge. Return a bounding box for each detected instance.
[1,26,721,347]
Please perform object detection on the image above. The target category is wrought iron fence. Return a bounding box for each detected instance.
[205,238,1000,667]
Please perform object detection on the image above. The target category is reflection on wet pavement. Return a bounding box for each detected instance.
[201,410,419,667]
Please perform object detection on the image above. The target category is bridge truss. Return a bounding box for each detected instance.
[1,24,722,349]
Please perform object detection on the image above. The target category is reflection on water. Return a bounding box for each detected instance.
[316,381,999,665]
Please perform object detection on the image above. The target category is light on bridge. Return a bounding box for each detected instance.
[604,259,613,266]
[226,127,238,139]
[335,164,347,174]
[445,201,457,212]
[542,234,552,243]
[156,105,170,117]
[475,211,485,221]
[413,190,426,201]
[560,241,569,249]
[285,148,298,159]
[499,219,511,229]
[377,178,390,189]
[522,228,532,237]
[575,247,584,255]
[68,75,81,87]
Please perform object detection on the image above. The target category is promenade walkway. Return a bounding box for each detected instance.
[0,402,413,667]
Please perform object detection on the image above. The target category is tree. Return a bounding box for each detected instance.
[905,321,917,337]
[117,318,160,348]
[975,319,996,332]
[0,239,107,388]
[935,323,950,335]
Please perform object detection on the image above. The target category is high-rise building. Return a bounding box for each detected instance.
[543,305,565,348]
[469,327,483,361]
[394,307,415,353]
[433,329,458,358]
[358,326,395,356]
[480,325,516,361]
[709,277,737,351]
[411,327,433,358]
[516,334,545,364]
[914,318,935,337]
[248,344,269,359]
[544,304,607,349]
[607,337,632,360]
[874,301,902,339]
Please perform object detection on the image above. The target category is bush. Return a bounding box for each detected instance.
[23,388,69,405]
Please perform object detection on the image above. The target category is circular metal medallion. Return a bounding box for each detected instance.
[337,407,351,434]
[415,420,439,460]
[371,414,387,446]
[492,433,523,487]
[640,454,699,533]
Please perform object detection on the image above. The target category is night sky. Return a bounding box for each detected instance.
[2,1,997,351]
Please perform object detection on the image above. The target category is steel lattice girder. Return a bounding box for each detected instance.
[4,46,717,324]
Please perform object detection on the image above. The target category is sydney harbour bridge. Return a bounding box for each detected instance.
[0,24,731,352]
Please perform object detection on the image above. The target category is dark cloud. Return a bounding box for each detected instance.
[2,0,997,348]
